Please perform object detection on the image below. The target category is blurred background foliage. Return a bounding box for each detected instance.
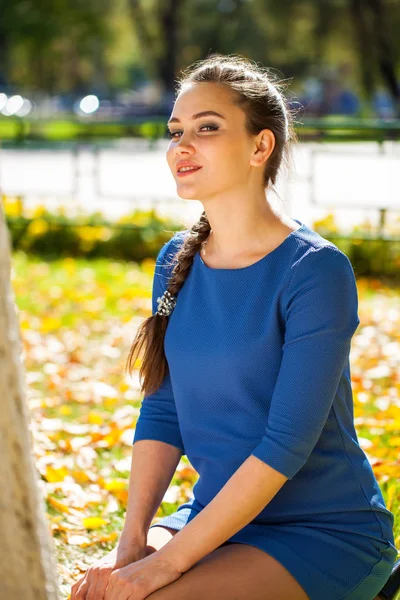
[0,0,399,117]
[3,199,400,279]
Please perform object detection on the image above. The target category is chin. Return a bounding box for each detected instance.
[176,188,200,200]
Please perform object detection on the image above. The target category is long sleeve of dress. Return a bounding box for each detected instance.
[250,246,360,480]
[132,235,185,454]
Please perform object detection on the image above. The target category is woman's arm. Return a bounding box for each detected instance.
[120,439,182,544]
[157,455,287,572]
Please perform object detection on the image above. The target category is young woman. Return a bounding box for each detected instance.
[71,54,397,600]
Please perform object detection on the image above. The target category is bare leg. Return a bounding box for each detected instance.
[146,542,310,600]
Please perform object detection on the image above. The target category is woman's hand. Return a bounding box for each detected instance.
[70,538,147,600]
[104,550,182,600]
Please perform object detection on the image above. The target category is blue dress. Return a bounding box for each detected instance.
[133,218,398,600]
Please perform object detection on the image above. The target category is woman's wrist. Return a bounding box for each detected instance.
[119,526,148,548]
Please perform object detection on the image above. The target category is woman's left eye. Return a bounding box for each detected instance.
[167,124,219,138]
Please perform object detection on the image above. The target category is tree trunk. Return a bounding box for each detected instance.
[367,0,400,116]
[128,0,187,96]
[157,0,180,97]
[0,202,59,599]
[348,0,376,100]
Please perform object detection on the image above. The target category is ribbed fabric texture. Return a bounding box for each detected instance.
[133,218,396,545]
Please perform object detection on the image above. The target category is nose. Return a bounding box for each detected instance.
[174,132,195,154]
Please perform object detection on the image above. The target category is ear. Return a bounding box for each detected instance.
[249,129,275,167]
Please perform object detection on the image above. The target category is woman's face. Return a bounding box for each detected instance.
[166,82,264,201]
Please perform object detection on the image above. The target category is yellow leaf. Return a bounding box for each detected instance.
[103,479,127,492]
[41,317,62,332]
[83,517,108,530]
[104,397,118,408]
[88,412,103,425]
[114,489,128,507]
[45,465,69,483]
[93,531,119,544]
[71,470,92,484]
[48,496,71,514]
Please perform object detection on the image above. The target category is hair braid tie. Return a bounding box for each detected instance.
[156,290,177,316]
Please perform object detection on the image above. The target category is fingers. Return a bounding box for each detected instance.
[104,569,144,600]
[70,574,89,600]
[86,574,110,600]
[84,566,113,600]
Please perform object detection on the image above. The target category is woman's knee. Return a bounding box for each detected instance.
[145,525,179,554]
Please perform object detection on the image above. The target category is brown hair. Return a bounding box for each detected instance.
[125,53,299,396]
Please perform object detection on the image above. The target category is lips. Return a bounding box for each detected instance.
[178,166,201,172]
[176,162,202,173]
[176,166,203,177]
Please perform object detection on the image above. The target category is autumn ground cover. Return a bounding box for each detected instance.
[10,250,400,599]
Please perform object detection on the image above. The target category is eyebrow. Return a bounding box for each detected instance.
[167,110,226,125]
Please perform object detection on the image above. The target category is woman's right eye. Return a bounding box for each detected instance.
[167,124,219,138]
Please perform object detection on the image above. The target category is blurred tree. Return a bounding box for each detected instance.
[127,0,314,96]
[1,0,399,111]
[248,0,399,114]
[127,0,188,96]
[365,0,400,115]
[0,0,113,94]
[0,0,17,87]
[349,0,376,101]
